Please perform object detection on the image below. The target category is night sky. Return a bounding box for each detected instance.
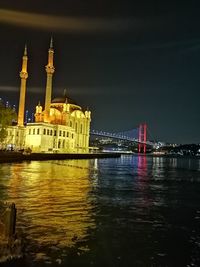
[0,1,200,144]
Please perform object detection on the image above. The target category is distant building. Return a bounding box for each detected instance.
[25,110,29,124]
[6,101,9,108]
[12,105,16,112]
[6,39,91,153]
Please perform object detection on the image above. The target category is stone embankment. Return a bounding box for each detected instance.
[0,151,121,163]
[0,202,22,263]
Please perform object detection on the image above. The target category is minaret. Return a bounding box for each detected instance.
[18,45,28,126]
[44,37,55,122]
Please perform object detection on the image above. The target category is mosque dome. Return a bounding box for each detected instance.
[51,96,77,105]
[51,89,77,105]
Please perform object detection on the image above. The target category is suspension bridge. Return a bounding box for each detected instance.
[90,123,158,153]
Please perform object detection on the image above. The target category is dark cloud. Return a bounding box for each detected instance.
[0,9,140,33]
[0,85,42,94]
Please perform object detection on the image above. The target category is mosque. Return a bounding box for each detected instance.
[6,39,91,153]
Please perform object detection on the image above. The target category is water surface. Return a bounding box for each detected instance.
[0,155,200,266]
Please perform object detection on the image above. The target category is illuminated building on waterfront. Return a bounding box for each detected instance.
[6,39,91,153]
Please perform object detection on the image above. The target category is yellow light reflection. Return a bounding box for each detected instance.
[7,160,96,260]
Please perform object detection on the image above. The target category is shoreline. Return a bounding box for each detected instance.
[0,151,121,163]
[0,151,199,164]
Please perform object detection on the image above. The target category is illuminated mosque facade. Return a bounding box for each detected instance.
[6,39,91,153]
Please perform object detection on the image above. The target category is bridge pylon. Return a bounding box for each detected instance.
[138,123,147,153]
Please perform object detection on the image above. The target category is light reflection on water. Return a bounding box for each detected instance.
[0,160,98,263]
[0,156,200,266]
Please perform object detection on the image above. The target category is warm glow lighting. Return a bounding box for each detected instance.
[8,160,96,250]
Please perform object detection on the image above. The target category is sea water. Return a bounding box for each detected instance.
[0,155,200,266]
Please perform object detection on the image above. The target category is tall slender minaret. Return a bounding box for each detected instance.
[44,37,55,122]
[18,45,28,126]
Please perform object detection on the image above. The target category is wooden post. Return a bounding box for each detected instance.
[0,202,16,239]
[5,203,16,238]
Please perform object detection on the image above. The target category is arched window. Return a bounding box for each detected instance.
[43,129,46,135]
[58,140,61,148]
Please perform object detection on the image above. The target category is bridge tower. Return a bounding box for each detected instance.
[138,123,147,153]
